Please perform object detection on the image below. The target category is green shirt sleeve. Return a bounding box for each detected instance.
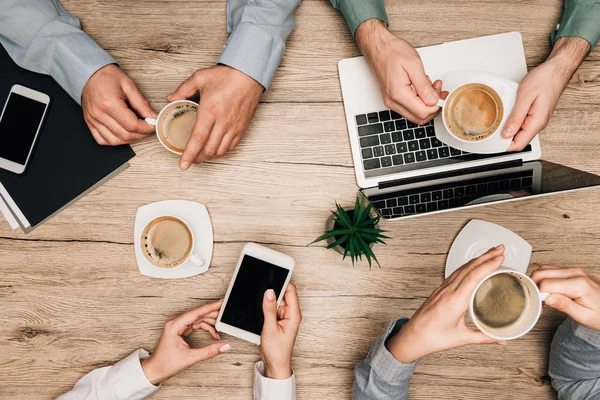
[551,0,600,51]
[330,0,389,37]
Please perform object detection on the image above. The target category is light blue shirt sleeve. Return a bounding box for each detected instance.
[549,317,600,399]
[0,0,117,104]
[353,318,419,400]
[217,0,301,91]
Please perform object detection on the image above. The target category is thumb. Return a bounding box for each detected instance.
[168,70,205,102]
[406,64,439,106]
[545,293,592,323]
[502,90,532,138]
[189,342,230,364]
[122,80,157,119]
[262,289,278,331]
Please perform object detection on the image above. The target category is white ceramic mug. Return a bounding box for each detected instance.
[145,100,198,155]
[469,267,549,341]
[141,215,205,269]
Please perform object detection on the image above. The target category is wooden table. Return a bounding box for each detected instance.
[1,1,599,398]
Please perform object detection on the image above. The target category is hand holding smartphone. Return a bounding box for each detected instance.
[216,243,295,344]
[0,85,50,174]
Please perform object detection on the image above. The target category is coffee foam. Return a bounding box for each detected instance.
[142,216,192,268]
[474,273,528,332]
[445,83,503,142]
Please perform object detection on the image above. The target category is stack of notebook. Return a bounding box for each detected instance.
[0,45,135,232]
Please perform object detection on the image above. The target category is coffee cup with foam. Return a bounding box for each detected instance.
[146,100,198,155]
[469,267,550,341]
[433,71,518,154]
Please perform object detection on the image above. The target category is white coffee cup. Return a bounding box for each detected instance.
[469,267,549,341]
[141,215,205,269]
[435,82,506,144]
[145,100,198,155]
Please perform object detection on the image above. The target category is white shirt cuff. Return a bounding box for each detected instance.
[253,361,296,400]
[108,349,160,399]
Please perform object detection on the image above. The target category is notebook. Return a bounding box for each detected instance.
[0,44,135,232]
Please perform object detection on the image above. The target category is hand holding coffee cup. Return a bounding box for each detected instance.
[531,266,600,332]
[385,246,508,364]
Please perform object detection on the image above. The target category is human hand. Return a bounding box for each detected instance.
[260,283,302,379]
[82,64,156,146]
[502,37,590,151]
[355,19,445,125]
[141,300,230,385]
[386,246,507,363]
[531,266,600,331]
[167,65,263,170]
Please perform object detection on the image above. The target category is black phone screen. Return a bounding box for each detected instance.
[0,92,47,165]
[221,255,290,335]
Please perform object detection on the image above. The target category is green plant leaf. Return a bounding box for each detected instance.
[354,231,391,241]
[360,236,381,268]
[331,210,350,229]
[309,229,351,245]
[334,203,352,227]
[355,227,389,235]
[352,196,362,225]
[358,232,387,245]
[326,234,349,249]
[357,235,373,266]
[357,218,378,228]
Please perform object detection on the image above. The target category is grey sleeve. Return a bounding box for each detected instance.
[352,318,419,400]
[0,0,116,104]
[549,317,600,399]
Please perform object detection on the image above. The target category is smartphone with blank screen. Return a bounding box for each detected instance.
[0,85,50,174]
[216,243,295,345]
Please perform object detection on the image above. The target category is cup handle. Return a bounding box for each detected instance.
[539,292,550,302]
[436,99,445,108]
[145,117,158,126]
[189,253,205,268]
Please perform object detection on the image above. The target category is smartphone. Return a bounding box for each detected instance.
[216,243,295,345]
[0,85,50,174]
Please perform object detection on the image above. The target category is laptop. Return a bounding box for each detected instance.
[338,32,600,219]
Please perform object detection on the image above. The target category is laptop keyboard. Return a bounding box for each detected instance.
[370,170,535,219]
[355,110,468,172]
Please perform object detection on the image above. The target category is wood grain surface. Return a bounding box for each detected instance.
[1,0,599,399]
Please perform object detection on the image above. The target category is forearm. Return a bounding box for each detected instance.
[352,319,419,400]
[546,36,590,83]
[355,19,393,67]
[0,0,116,104]
[549,318,600,399]
[217,0,301,90]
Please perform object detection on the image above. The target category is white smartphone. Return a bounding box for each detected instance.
[216,243,295,345]
[0,85,50,174]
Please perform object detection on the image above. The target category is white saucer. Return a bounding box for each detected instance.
[445,219,532,278]
[134,200,213,279]
[434,71,517,154]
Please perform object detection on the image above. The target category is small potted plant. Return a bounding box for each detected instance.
[311,196,389,267]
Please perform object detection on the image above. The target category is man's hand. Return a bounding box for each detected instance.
[532,266,600,331]
[386,246,507,364]
[260,283,302,380]
[141,300,230,385]
[167,65,263,170]
[502,37,590,151]
[82,64,156,146]
[355,19,444,125]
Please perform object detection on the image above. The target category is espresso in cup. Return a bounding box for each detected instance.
[159,103,197,153]
[141,216,193,268]
[473,273,527,329]
[444,83,504,142]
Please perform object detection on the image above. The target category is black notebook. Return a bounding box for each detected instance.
[0,44,135,232]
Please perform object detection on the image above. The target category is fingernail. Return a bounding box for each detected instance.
[180,162,190,170]
[266,289,275,301]
[545,296,556,306]
[503,125,515,138]
[219,344,231,353]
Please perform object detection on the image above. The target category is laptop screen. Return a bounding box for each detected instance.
[364,161,600,220]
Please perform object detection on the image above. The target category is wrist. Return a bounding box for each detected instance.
[141,356,164,385]
[547,37,589,81]
[385,321,428,364]
[355,19,393,63]
[263,362,292,380]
